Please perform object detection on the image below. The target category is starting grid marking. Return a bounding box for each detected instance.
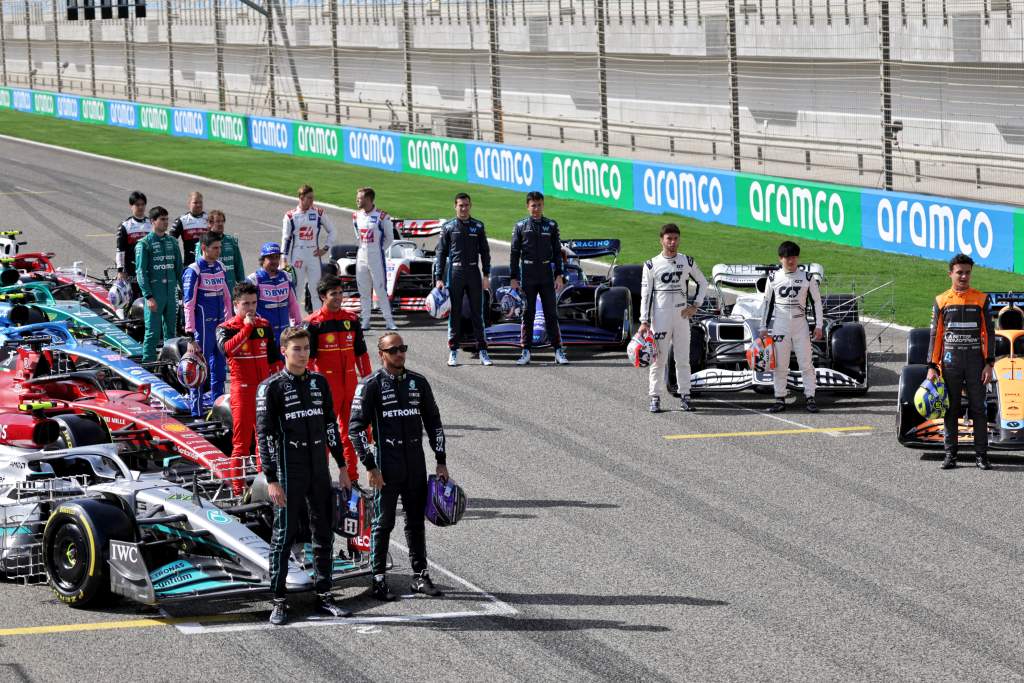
[0,542,516,638]
[664,426,875,440]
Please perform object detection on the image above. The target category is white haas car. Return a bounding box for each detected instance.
[328,219,444,314]
[0,415,378,609]
[666,263,869,396]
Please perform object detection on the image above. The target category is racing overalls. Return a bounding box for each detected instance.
[434,217,491,350]
[182,258,233,416]
[194,232,245,291]
[134,231,183,363]
[256,369,346,598]
[761,268,823,399]
[217,313,283,494]
[353,207,395,328]
[510,216,562,350]
[349,368,446,577]
[639,253,708,398]
[247,267,301,347]
[307,305,372,481]
[171,210,208,267]
[282,205,336,313]
[927,287,994,456]
[115,214,152,299]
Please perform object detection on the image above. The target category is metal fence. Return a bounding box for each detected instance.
[1,0,1021,204]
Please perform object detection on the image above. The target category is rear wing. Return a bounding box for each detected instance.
[712,262,825,287]
[561,239,621,260]
[394,219,444,239]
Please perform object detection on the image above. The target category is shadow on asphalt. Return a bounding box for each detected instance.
[445,424,503,433]
[463,497,619,521]
[398,616,671,633]
[445,591,728,608]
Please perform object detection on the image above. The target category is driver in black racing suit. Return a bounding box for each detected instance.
[256,325,353,626]
[349,332,448,601]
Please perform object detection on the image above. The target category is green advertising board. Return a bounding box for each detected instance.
[1014,209,1024,274]
[735,173,862,247]
[542,151,633,209]
[402,134,467,181]
[138,104,171,134]
[80,97,107,124]
[209,111,248,146]
[293,121,341,160]
[0,88,10,109]
[31,92,55,116]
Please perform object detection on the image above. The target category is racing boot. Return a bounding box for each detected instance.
[805,397,820,413]
[554,348,570,365]
[371,574,398,602]
[411,571,443,597]
[975,452,992,470]
[269,598,289,626]
[479,349,493,366]
[767,398,786,413]
[941,450,958,469]
[385,319,398,331]
[680,395,696,412]
[516,349,531,366]
[649,396,661,413]
[316,592,353,618]
[447,350,458,367]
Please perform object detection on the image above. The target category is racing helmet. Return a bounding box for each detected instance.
[746,335,777,372]
[496,286,524,320]
[626,330,657,368]
[424,286,450,319]
[107,279,133,311]
[424,475,467,528]
[332,485,365,538]
[176,351,209,389]
[915,377,949,420]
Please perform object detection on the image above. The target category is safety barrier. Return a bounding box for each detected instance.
[3,85,1022,273]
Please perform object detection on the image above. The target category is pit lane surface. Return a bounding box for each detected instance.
[2,136,1024,681]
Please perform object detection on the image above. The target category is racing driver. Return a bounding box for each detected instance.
[307,274,372,483]
[282,184,336,314]
[182,231,233,416]
[248,242,301,347]
[352,187,397,331]
[217,281,283,495]
[170,190,208,267]
[349,332,447,601]
[198,209,246,292]
[638,223,708,413]
[926,253,994,470]
[760,240,823,414]
[135,206,183,363]
[115,190,153,299]
[256,326,352,626]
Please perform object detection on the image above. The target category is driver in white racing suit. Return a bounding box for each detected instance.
[353,187,396,331]
[282,184,336,314]
[759,240,823,413]
[638,223,708,414]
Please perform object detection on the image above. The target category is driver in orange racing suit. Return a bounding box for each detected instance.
[307,274,372,482]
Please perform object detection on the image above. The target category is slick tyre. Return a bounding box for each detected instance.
[906,328,931,366]
[158,337,189,391]
[896,364,929,445]
[52,414,111,448]
[596,286,631,340]
[43,499,135,608]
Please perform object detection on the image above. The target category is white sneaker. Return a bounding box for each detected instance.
[479,350,493,366]
[385,321,398,331]
[361,320,371,332]
[516,349,531,365]
[447,350,458,367]
[554,348,569,365]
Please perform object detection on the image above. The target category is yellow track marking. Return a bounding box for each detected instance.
[664,426,875,440]
[0,613,246,637]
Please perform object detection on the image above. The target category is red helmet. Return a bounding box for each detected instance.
[627,330,657,368]
[746,335,777,372]
[176,351,209,389]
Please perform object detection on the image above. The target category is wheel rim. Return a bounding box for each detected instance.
[50,524,88,592]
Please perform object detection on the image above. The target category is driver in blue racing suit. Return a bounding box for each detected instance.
[182,231,232,416]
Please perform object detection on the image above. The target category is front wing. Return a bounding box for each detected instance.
[898,418,1024,451]
[691,367,866,393]
[484,321,625,348]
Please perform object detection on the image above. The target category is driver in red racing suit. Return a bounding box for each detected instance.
[307,274,372,482]
[217,281,283,494]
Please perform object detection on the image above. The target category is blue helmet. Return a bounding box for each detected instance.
[424,475,467,527]
[425,286,450,319]
[259,242,282,259]
[496,286,523,319]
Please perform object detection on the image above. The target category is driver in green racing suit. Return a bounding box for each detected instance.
[135,206,184,362]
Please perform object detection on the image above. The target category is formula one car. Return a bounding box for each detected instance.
[0,333,232,483]
[485,239,635,348]
[896,292,1024,450]
[0,422,377,608]
[656,263,868,395]
[0,281,145,358]
[330,219,445,314]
